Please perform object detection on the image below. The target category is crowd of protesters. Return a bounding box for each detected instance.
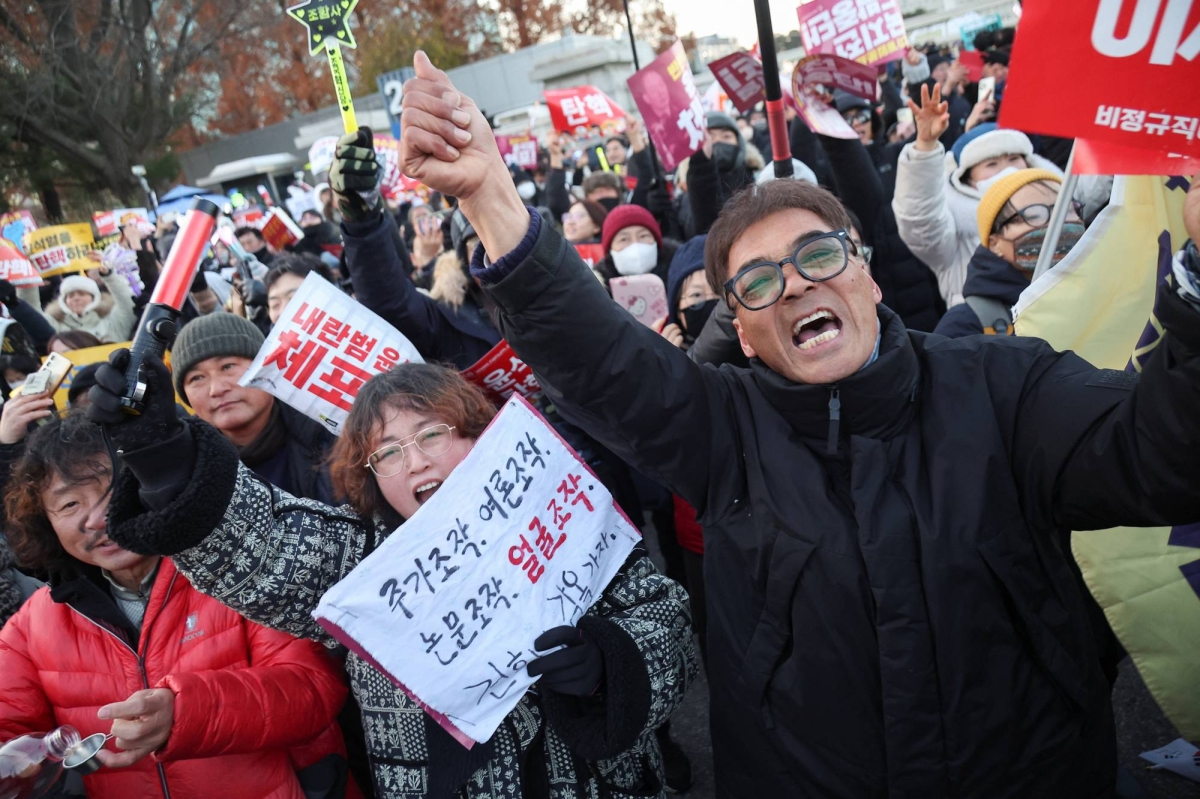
[0,20,1198,799]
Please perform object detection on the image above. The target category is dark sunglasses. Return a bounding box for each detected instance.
[723,229,859,311]
[842,109,872,126]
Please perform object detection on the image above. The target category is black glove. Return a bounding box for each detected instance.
[646,185,672,218]
[0,279,17,308]
[527,626,605,696]
[87,349,183,452]
[329,126,383,223]
[238,278,267,308]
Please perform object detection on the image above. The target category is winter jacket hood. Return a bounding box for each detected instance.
[932,246,1031,338]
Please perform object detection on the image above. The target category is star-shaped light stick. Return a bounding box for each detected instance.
[287,0,361,133]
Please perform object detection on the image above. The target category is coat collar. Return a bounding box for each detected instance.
[749,304,920,452]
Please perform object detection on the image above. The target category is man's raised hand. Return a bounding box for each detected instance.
[908,83,949,152]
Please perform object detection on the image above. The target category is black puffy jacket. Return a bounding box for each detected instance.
[473,215,1200,798]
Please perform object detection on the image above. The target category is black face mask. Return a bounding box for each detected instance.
[712,142,741,173]
[681,299,719,336]
[597,197,620,213]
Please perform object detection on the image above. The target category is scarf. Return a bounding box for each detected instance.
[237,402,289,468]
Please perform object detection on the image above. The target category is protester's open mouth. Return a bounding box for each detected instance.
[88,537,118,553]
[413,480,442,505]
[792,309,842,351]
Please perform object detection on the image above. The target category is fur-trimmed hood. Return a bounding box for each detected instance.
[47,290,115,324]
[428,250,470,310]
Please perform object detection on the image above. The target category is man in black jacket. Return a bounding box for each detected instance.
[395,53,1200,798]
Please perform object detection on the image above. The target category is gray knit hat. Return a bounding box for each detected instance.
[170,312,265,400]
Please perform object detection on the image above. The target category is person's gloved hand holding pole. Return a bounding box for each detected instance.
[329,126,383,223]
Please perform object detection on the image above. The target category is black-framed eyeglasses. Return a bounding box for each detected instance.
[364,424,456,478]
[993,201,1084,234]
[723,229,858,311]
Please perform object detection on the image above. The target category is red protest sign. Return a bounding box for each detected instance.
[1000,0,1200,163]
[462,340,543,408]
[790,54,878,139]
[957,50,984,83]
[496,134,540,169]
[798,0,909,66]
[93,212,119,238]
[627,40,707,173]
[233,206,266,228]
[260,208,304,251]
[0,240,41,287]
[708,52,766,113]
[574,243,605,269]
[1072,138,1200,176]
[544,87,626,135]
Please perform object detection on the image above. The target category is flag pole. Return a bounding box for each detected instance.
[1032,143,1079,280]
[754,0,793,178]
[621,0,665,189]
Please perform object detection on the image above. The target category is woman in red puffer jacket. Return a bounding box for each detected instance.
[0,414,356,799]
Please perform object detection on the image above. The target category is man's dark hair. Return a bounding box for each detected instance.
[234,226,265,242]
[264,253,335,292]
[705,180,853,297]
[582,171,624,198]
[4,414,111,573]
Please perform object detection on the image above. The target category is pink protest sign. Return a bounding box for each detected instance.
[496,134,540,170]
[791,54,879,139]
[707,51,766,114]
[798,0,909,66]
[626,40,706,173]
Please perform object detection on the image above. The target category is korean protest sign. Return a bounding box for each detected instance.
[313,395,641,746]
[0,210,36,253]
[1000,0,1200,167]
[238,273,424,435]
[462,340,543,408]
[259,208,305,251]
[286,0,361,133]
[495,134,540,170]
[627,40,707,173]
[797,0,909,66]
[308,136,339,176]
[27,224,97,278]
[0,239,40,287]
[791,54,879,139]
[544,86,627,135]
[707,51,766,114]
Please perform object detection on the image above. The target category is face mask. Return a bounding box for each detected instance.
[611,241,659,275]
[516,181,537,200]
[1009,222,1085,271]
[597,197,620,213]
[712,141,740,173]
[681,298,718,335]
[973,165,1021,194]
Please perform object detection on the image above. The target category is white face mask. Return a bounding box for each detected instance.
[611,241,658,275]
[973,165,1021,194]
[516,181,537,200]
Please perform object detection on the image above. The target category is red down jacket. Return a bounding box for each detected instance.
[0,557,349,799]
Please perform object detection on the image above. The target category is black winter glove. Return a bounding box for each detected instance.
[87,349,183,452]
[238,278,268,309]
[329,126,383,223]
[527,625,605,696]
[646,185,672,218]
[0,279,17,309]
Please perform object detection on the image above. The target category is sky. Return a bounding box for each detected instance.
[665,0,806,47]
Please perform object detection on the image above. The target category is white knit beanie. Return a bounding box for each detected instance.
[57,274,101,318]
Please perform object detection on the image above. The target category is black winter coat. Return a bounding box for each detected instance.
[276,403,340,506]
[476,217,1200,798]
[934,245,1030,338]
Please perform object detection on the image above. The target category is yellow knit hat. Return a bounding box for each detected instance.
[976,169,1064,246]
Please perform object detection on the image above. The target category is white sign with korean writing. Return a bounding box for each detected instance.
[313,396,641,745]
[239,273,424,435]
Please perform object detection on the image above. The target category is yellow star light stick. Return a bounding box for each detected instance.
[286,0,361,133]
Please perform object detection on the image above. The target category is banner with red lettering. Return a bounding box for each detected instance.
[544,87,626,135]
[259,208,304,251]
[791,54,878,139]
[1000,0,1200,168]
[708,52,766,113]
[239,273,424,435]
[496,134,540,170]
[627,40,707,172]
[462,340,543,408]
[798,0,909,66]
[0,240,41,287]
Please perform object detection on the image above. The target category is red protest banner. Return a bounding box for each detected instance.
[0,240,42,287]
[544,87,626,135]
[798,0,909,66]
[574,243,605,269]
[1000,0,1200,165]
[790,54,878,139]
[957,50,984,83]
[708,51,766,113]
[627,40,707,173]
[496,134,540,169]
[462,340,543,408]
[260,208,303,251]
[1072,138,1200,176]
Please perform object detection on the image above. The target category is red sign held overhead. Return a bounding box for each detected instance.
[708,52,766,113]
[797,0,909,66]
[1000,0,1200,168]
[543,87,626,135]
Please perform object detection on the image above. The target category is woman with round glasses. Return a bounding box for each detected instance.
[87,356,696,798]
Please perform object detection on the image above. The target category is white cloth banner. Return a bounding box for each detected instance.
[313,396,640,745]
[239,273,424,435]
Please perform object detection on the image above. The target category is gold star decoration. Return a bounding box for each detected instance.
[286,0,359,56]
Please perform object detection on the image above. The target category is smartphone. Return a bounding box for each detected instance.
[978,77,996,104]
[20,352,74,397]
[896,107,914,125]
[610,274,668,328]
